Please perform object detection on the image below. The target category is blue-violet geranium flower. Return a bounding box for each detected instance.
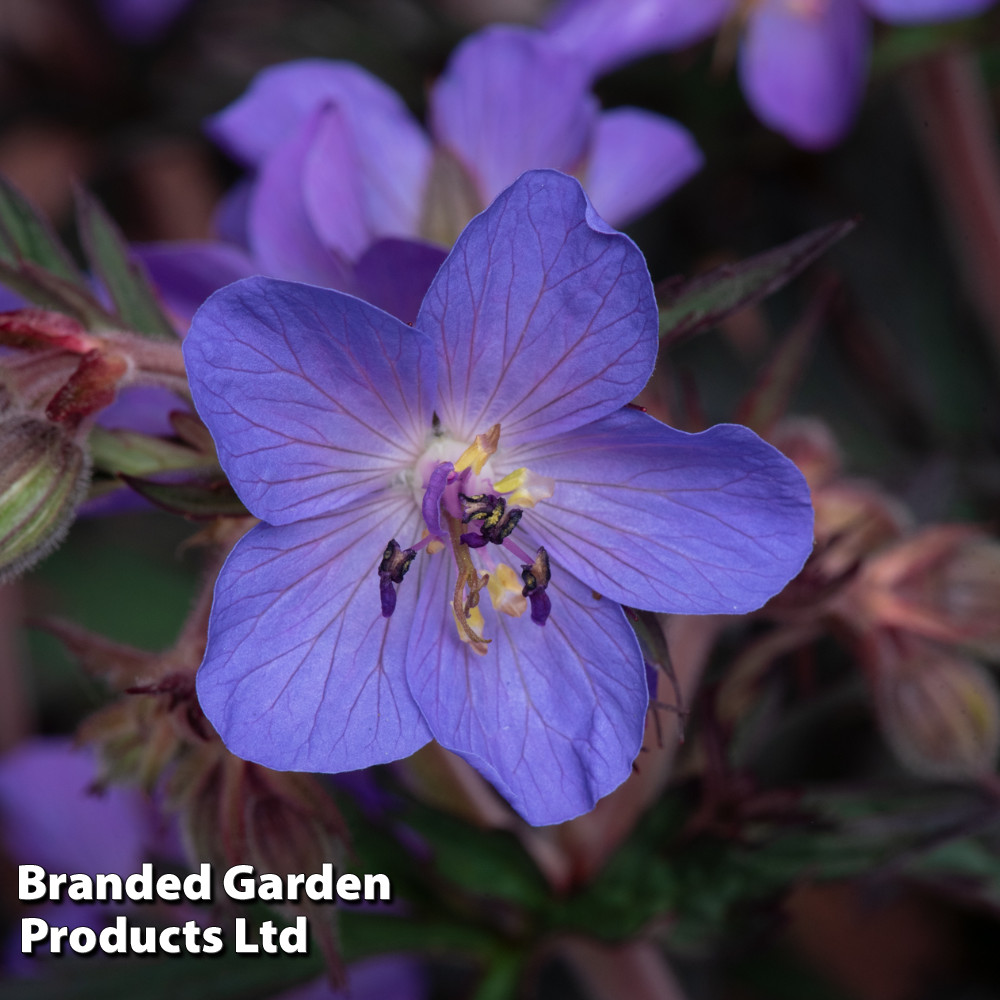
[184,170,814,826]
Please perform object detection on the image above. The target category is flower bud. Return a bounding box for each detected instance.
[771,417,842,492]
[874,648,1000,781]
[862,527,1000,661]
[0,413,89,583]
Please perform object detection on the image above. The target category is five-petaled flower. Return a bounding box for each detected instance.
[184,170,814,826]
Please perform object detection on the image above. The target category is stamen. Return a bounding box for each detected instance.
[492,467,555,509]
[454,423,501,475]
[459,492,523,546]
[520,547,552,626]
[378,539,417,618]
[487,562,528,618]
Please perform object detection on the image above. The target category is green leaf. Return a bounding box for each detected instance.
[0,260,115,329]
[657,219,857,344]
[89,427,212,478]
[470,952,524,1000]
[402,803,551,909]
[0,174,87,286]
[75,188,178,340]
[120,470,249,519]
[340,911,500,961]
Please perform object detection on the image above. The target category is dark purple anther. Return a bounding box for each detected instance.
[378,539,417,618]
[520,546,552,626]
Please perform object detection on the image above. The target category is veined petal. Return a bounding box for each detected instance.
[430,27,597,207]
[184,276,436,524]
[583,108,703,227]
[405,551,648,826]
[861,0,994,20]
[416,169,657,448]
[248,105,357,288]
[512,409,814,614]
[207,59,425,169]
[545,0,732,77]
[740,0,870,150]
[197,496,431,773]
[134,240,257,327]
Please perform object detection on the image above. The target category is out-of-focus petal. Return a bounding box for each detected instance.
[545,0,732,77]
[98,0,193,43]
[213,179,253,249]
[416,170,657,448]
[512,409,814,614]
[583,108,702,227]
[198,501,432,774]
[247,106,356,288]
[430,27,597,206]
[0,739,146,876]
[404,551,647,825]
[207,60,422,169]
[739,0,870,150]
[135,241,257,327]
[861,0,994,20]
[354,239,448,326]
[98,385,187,436]
[184,276,436,524]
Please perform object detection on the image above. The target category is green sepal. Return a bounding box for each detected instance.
[657,218,857,344]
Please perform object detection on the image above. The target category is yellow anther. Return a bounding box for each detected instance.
[487,563,528,618]
[454,423,501,475]
[492,467,555,509]
[427,538,445,555]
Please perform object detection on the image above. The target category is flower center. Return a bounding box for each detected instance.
[378,422,555,653]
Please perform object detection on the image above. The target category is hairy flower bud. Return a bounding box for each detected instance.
[0,413,90,583]
[874,648,1000,782]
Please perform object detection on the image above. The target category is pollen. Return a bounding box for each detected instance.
[454,422,501,475]
[493,467,555,509]
[487,562,528,618]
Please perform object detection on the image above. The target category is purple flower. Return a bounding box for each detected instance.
[546,0,995,148]
[184,170,813,826]
[204,26,701,289]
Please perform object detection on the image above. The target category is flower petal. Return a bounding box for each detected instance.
[416,169,657,447]
[0,739,148,876]
[511,409,814,614]
[430,27,597,207]
[134,240,257,327]
[353,238,448,326]
[861,0,994,20]
[198,497,432,773]
[207,59,425,169]
[248,106,356,287]
[405,550,647,825]
[739,0,870,150]
[545,0,732,77]
[184,276,435,524]
[583,108,703,227]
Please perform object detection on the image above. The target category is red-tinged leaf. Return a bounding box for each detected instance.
[120,469,249,519]
[45,350,129,430]
[0,308,101,354]
[657,218,858,344]
[0,259,117,329]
